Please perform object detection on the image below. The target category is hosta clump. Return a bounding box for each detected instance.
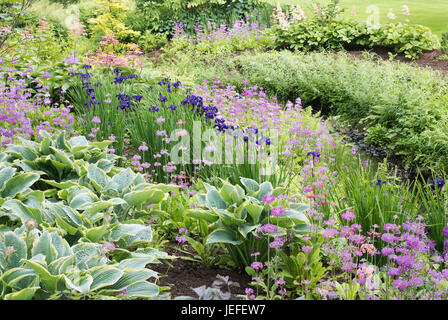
[0,229,170,300]
[188,177,310,269]
[0,132,179,248]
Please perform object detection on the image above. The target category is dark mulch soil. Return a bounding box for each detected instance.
[348,48,448,74]
[151,242,251,299]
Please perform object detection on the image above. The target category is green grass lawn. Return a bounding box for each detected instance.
[271,0,448,36]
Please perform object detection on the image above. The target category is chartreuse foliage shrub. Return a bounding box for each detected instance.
[0,131,179,299]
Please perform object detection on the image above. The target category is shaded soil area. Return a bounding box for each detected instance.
[151,242,251,299]
[348,48,448,74]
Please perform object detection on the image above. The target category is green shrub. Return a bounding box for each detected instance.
[442,30,448,54]
[272,19,374,52]
[372,23,439,59]
[165,50,448,172]
[127,0,271,36]
[190,178,311,269]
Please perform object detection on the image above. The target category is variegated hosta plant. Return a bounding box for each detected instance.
[186,177,311,269]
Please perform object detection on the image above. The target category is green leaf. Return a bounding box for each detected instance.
[184,209,219,223]
[86,198,127,216]
[31,231,58,265]
[26,260,64,292]
[72,243,101,270]
[256,181,273,201]
[87,164,109,190]
[102,268,156,291]
[0,268,37,289]
[0,167,16,191]
[64,274,93,294]
[84,225,109,243]
[246,203,263,224]
[110,224,152,245]
[2,199,43,224]
[108,168,135,192]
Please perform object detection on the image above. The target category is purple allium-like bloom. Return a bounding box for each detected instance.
[259,224,276,234]
[270,207,285,218]
[251,262,263,270]
[381,233,398,243]
[322,228,338,239]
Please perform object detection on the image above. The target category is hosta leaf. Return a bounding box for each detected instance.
[289,203,310,213]
[6,145,38,161]
[102,268,157,291]
[206,190,227,209]
[89,266,124,291]
[118,257,156,269]
[26,260,64,292]
[96,159,114,173]
[108,168,134,192]
[31,231,58,265]
[4,287,39,300]
[110,224,152,245]
[2,231,27,270]
[41,179,77,190]
[68,189,97,210]
[64,274,93,294]
[68,135,89,148]
[90,140,113,150]
[246,203,263,224]
[240,177,260,193]
[88,164,109,190]
[150,184,180,193]
[71,243,101,270]
[48,256,75,275]
[0,268,37,289]
[84,225,109,243]
[256,181,273,201]
[49,232,72,258]
[238,224,259,239]
[1,172,40,198]
[219,183,235,203]
[86,198,127,216]
[184,209,219,223]
[2,199,43,224]
[0,167,16,191]
[123,188,165,207]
